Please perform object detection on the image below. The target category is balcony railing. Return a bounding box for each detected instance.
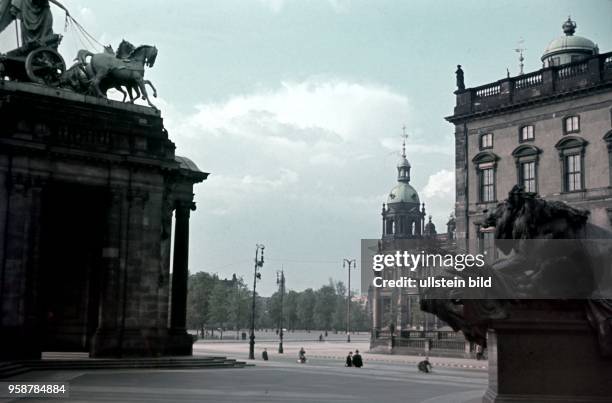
[475,83,501,98]
[451,51,612,119]
[515,71,543,89]
[557,61,588,80]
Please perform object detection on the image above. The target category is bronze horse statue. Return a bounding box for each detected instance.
[76,43,158,109]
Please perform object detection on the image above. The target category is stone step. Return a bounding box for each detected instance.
[0,356,247,379]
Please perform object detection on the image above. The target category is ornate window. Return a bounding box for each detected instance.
[479,133,493,150]
[565,155,582,191]
[521,161,536,192]
[555,136,588,192]
[564,115,580,134]
[473,151,499,203]
[512,145,541,194]
[519,125,534,142]
[481,168,495,202]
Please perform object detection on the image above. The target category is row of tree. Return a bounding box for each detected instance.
[186,272,369,335]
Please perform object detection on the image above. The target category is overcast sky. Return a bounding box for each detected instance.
[1,1,611,296]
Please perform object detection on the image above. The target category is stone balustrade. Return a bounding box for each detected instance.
[452,51,612,119]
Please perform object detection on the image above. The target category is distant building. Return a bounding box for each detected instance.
[369,136,448,351]
[447,18,612,257]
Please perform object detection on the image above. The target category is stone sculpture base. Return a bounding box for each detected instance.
[483,301,612,403]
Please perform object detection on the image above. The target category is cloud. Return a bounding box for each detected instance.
[257,0,350,14]
[165,77,416,217]
[423,169,455,199]
[188,79,409,142]
[257,0,286,13]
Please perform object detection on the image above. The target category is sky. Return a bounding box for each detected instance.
[1,0,611,296]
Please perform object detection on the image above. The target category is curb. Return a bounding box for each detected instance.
[309,355,487,370]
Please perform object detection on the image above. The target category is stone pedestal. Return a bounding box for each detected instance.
[484,301,612,403]
[166,330,194,356]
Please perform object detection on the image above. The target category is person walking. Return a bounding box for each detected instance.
[345,351,353,367]
[262,348,268,361]
[352,350,363,368]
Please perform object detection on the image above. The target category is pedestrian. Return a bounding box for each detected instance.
[352,350,363,368]
[262,348,268,361]
[345,351,353,367]
[418,357,432,373]
[319,333,323,342]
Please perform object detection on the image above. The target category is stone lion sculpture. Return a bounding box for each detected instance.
[421,185,612,356]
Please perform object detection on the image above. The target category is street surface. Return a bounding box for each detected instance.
[1,339,487,403]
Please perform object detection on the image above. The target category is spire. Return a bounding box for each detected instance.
[397,126,411,183]
[401,125,407,158]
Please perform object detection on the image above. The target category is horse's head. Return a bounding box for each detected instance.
[145,46,158,68]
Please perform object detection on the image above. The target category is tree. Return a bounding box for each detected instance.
[284,290,299,330]
[207,281,229,330]
[228,276,250,334]
[297,288,316,331]
[268,291,282,330]
[314,284,336,331]
[186,272,215,335]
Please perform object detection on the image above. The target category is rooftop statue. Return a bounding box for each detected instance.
[76,42,159,109]
[60,40,158,105]
[0,2,159,109]
[455,64,465,92]
[0,0,68,45]
[421,185,612,357]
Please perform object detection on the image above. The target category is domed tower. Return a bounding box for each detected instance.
[381,135,425,240]
[541,17,599,67]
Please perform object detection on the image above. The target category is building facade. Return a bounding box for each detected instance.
[0,81,207,359]
[448,18,612,256]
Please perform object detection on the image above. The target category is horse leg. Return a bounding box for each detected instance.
[91,74,107,98]
[131,84,141,102]
[126,85,135,103]
[115,85,127,102]
[144,80,157,98]
[136,78,157,110]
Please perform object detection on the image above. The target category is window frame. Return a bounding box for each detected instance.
[512,145,541,194]
[480,166,495,202]
[519,125,535,142]
[472,151,500,204]
[555,136,588,193]
[479,132,494,150]
[564,153,583,192]
[563,115,580,134]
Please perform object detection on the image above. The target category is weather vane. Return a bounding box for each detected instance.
[514,38,526,75]
[401,125,408,157]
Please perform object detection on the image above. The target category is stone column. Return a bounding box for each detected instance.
[0,174,39,359]
[170,201,191,331]
[167,200,194,355]
[91,188,124,357]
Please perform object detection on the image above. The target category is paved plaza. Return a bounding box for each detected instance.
[1,340,487,403]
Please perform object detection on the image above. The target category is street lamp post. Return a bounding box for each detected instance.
[276,269,285,354]
[249,244,264,360]
[343,258,356,343]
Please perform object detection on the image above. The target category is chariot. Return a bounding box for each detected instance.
[0,34,66,87]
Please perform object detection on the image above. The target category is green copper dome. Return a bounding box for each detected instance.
[387,182,420,205]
